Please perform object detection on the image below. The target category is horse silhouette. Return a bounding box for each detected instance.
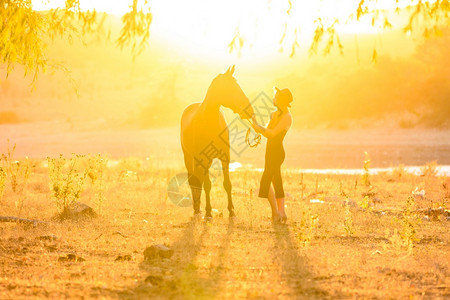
[180,66,254,218]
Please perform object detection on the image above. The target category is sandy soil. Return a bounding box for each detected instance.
[0,127,449,299]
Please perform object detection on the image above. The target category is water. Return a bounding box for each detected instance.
[229,161,450,176]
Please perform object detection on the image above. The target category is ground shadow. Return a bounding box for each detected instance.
[271,223,331,298]
[114,217,234,299]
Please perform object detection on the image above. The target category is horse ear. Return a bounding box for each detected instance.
[230,65,235,76]
[225,66,231,75]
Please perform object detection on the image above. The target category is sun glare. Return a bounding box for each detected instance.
[32,0,431,61]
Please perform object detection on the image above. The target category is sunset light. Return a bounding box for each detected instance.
[30,0,420,60]
[2,0,450,298]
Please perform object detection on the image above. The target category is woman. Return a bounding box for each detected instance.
[252,87,293,224]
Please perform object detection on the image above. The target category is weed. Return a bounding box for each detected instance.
[440,180,449,208]
[343,200,354,236]
[342,191,354,236]
[388,195,420,253]
[242,181,255,228]
[87,154,108,215]
[1,141,34,194]
[0,167,5,201]
[392,164,406,179]
[401,196,419,251]
[1,141,34,216]
[48,154,89,213]
[421,161,438,177]
[299,173,306,200]
[296,208,319,247]
[362,152,371,186]
[358,195,371,210]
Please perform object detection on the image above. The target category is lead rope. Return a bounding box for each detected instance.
[245,119,261,148]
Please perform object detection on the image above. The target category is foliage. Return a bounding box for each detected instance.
[362,152,371,186]
[1,0,47,82]
[242,188,255,229]
[343,199,355,236]
[0,166,6,201]
[421,160,438,176]
[116,0,152,57]
[358,195,371,210]
[86,154,108,215]
[48,154,89,212]
[1,0,151,82]
[1,141,34,194]
[342,191,355,236]
[388,195,420,253]
[0,141,34,216]
[283,30,450,129]
[295,208,319,247]
[392,164,406,179]
[1,0,449,83]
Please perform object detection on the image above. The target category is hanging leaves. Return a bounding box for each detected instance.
[116,0,152,58]
[1,0,152,83]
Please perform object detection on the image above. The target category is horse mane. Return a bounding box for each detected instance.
[204,73,236,103]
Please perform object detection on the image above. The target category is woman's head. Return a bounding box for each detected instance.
[273,87,293,111]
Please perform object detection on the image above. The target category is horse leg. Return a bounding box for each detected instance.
[222,161,235,217]
[188,173,202,215]
[204,173,212,218]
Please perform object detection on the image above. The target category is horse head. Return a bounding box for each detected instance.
[209,66,254,119]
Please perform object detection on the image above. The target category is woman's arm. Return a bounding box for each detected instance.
[252,113,292,138]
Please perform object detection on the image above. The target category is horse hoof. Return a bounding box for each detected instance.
[204,216,213,222]
[229,211,236,218]
[193,212,202,220]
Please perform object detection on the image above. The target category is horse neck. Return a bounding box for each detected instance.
[200,92,221,116]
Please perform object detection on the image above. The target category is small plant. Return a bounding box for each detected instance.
[1,141,34,194]
[401,196,419,250]
[362,151,371,186]
[440,180,449,208]
[389,195,420,253]
[48,154,89,213]
[342,190,354,236]
[421,161,438,177]
[299,173,306,200]
[0,167,6,201]
[392,164,406,179]
[1,141,34,216]
[385,195,421,254]
[358,195,371,210]
[343,199,354,236]
[243,188,255,229]
[296,209,319,247]
[87,154,108,215]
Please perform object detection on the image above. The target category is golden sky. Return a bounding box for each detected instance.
[31,0,426,65]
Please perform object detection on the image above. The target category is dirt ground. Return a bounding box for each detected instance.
[0,124,449,299]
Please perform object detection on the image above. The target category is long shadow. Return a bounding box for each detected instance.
[115,217,233,299]
[164,218,234,299]
[271,223,330,298]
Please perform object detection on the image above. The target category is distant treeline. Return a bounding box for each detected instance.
[282,32,450,129]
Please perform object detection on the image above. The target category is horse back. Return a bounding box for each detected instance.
[180,103,229,162]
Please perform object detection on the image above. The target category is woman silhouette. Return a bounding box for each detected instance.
[252,87,293,224]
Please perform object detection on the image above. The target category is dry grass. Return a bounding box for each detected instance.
[0,155,449,299]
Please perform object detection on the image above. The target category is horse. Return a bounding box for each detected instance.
[180,66,254,218]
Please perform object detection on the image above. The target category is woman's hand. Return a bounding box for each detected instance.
[252,123,264,134]
[251,115,263,133]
